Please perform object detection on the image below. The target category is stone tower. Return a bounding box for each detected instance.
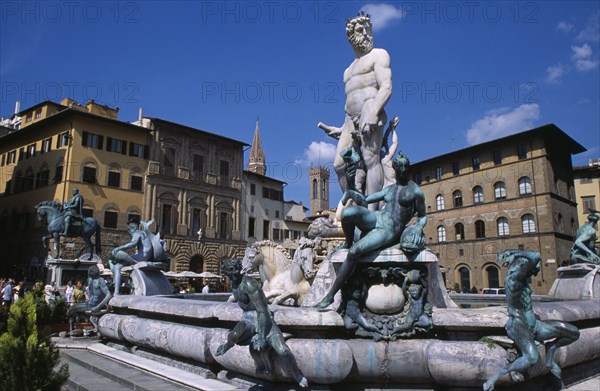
[309,166,330,216]
[248,119,266,175]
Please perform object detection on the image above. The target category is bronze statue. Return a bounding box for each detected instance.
[109,220,169,295]
[391,270,432,336]
[483,250,579,391]
[570,211,600,265]
[316,152,427,309]
[68,265,112,334]
[216,259,308,388]
[62,187,84,236]
[35,199,101,260]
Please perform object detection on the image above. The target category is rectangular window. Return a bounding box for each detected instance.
[35,109,42,119]
[42,138,52,153]
[129,142,148,158]
[107,137,126,154]
[250,183,256,196]
[18,148,24,161]
[104,211,118,229]
[493,150,502,165]
[107,171,121,188]
[57,132,70,148]
[517,143,528,159]
[452,162,460,175]
[472,156,480,170]
[582,196,596,213]
[220,160,229,184]
[161,204,173,234]
[263,220,270,240]
[8,151,16,164]
[191,208,204,237]
[273,228,281,241]
[193,154,204,173]
[163,147,175,167]
[413,172,422,185]
[82,131,103,149]
[82,166,97,184]
[26,113,32,122]
[27,144,36,158]
[580,177,593,184]
[82,208,93,218]
[130,175,143,191]
[275,210,280,218]
[219,212,229,239]
[1,154,4,166]
[435,167,443,180]
[248,217,255,237]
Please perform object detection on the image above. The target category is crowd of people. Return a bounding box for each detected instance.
[1,278,27,310]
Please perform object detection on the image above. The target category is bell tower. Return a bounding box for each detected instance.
[309,166,330,216]
[248,118,266,175]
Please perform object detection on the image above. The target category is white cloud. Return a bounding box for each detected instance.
[466,104,541,145]
[571,44,600,72]
[576,11,600,42]
[360,3,404,32]
[575,58,600,71]
[296,141,336,166]
[571,43,593,59]
[557,21,575,33]
[545,63,568,84]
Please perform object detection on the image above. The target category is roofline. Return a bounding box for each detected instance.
[147,117,249,147]
[574,165,600,171]
[244,170,287,185]
[0,107,151,145]
[411,123,586,166]
[15,100,65,116]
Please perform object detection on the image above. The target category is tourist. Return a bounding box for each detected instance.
[12,285,20,304]
[64,280,74,304]
[2,278,13,309]
[202,283,210,294]
[71,280,85,304]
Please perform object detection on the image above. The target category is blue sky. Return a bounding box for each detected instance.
[1,1,599,207]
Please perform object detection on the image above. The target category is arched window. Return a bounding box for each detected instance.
[519,177,532,195]
[312,178,317,199]
[458,266,471,293]
[107,166,121,188]
[436,194,445,210]
[437,225,446,242]
[23,168,34,192]
[494,181,506,199]
[497,217,509,236]
[189,255,204,273]
[54,160,64,183]
[455,223,465,240]
[453,190,463,207]
[321,179,326,199]
[103,208,119,229]
[486,265,500,288]
[522,214,536,234]
[130,170,144,191]
[475,220,486,238]
[82,163,97,184]
[473,186,484,204]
